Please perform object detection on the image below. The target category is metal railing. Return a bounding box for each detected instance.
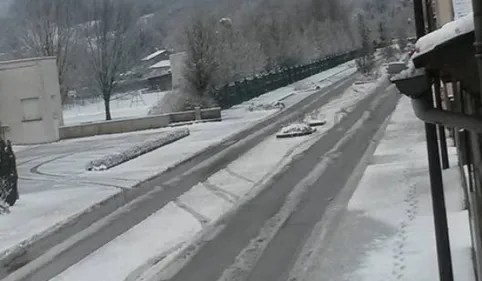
[210,50,359,109]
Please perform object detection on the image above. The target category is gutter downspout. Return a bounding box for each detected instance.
[412,96,482,133]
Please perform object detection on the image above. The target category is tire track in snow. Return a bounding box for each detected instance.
[215,112,371,281]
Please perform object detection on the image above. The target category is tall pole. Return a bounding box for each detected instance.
[413,1,454,281]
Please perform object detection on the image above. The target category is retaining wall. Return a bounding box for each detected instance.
[59,107,221,139]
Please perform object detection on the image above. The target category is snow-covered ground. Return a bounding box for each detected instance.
[295,96,474,281]
[1,61,357,264]
[61,60,355,127]
[62,91,168,125]
[49,71,386,281]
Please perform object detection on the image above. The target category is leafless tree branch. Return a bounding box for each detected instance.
[83,0,137,120]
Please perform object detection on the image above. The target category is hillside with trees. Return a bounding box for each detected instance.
[0,0,413,119]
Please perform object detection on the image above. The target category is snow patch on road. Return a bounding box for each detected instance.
[50,203,201,281]
[177,183,234,223]
[0,186,118,258]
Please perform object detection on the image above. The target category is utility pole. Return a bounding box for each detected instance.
[413,1,454,281]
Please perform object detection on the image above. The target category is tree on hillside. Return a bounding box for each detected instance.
[182,16,218,102]
[378,21,387,45]
[11,0,75,103]
[216,18,267,84]
[355,14,375,75]
[83,0,137,120]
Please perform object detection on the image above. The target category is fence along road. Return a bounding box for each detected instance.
[5,66,360,281]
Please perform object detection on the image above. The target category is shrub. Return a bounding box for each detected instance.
[0,140,18,212]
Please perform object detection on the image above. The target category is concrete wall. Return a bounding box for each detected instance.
[59,107,221,139]
[0,57,62,144]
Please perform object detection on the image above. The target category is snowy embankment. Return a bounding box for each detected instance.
[49,72,387,281]
[295,97,474,281]
[86,129,189,171]
[0,61,357,267]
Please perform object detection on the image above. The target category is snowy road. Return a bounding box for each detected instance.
[4,67,362,281]
[159,85,400,281]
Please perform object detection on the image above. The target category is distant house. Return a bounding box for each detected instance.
[115,49,174,92]
[149,59,171,69]
[141,49,173,91]
[141,49,170,64]
[146,68,172,91]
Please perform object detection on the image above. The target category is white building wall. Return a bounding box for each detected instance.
[0,57,62,144]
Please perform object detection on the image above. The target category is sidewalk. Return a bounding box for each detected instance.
[296,96,475,281]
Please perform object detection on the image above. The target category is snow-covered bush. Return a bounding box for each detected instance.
[247,101,285,112]
[86,129,190,171]
[0,139,18,211]
[277,122,315,138]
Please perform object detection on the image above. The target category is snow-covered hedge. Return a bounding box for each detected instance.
[277,122,316,138]
[247,101,285,112]
[86,129,190,171]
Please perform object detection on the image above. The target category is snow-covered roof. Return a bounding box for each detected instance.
[149,60,171,69]
[141,50,167,61]
[413,12,474,58]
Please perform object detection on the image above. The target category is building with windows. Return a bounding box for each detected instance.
[0,57,62,144]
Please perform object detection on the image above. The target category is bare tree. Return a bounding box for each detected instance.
[182,16,219,102]
[355,14,375,75]
[83,0,137,120]
[12,0,75,103]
